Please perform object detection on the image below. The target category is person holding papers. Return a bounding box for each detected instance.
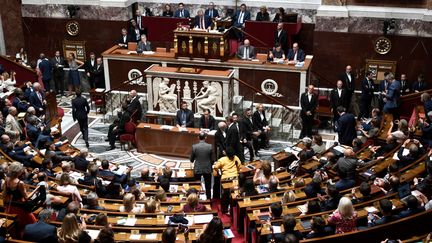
[194,10,211,30]
[136,34,152,53]
[287,42,305,64]
[237,39,255,60]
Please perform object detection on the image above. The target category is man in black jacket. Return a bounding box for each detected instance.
[339,65,355,111]
[107,103,130,150]
[359,71,375,119]
[274,23,288,54]
[176,101,194,128]
[329,80,348,126]
[93,58,105,88]
[226,113,244,162]
[241,108,258,160]
[336,106,357,146]
[300,85,317,138]
[84,52,97,89]
[199,108,215,130]
[214,121,227,159]
[23,209,58,242]
[127,90,142,121]
[72,91,90,147]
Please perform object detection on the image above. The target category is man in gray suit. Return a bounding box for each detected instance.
[190,133,214,199]
[237,39,256,60]
[136,34,152,53]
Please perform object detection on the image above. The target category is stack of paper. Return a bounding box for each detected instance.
[194,214,213,224]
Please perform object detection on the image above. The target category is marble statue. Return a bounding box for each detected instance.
[153,77,178,112]
[194,81,222,115]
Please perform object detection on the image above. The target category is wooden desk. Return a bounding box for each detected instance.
[135,123,214,158]
[174,29,230,61]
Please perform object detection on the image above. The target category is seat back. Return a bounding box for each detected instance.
[128,42,137,51]
[124,122,136,134]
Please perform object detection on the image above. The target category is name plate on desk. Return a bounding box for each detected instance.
[243,198,251,204]
[157,214,165,221]
[143,125,151,128]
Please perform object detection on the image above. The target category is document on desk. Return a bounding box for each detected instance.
[160,125,174,130]
[146,234,157,240]
[130,234,141,240]
[86,229,101,239]
[224,229,235,238]
[272,226,282,234]
[393,148,409,160]
[127,51,137,55]
[194,214,213,224]
[142,51,155,55]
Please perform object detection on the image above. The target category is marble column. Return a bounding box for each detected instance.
[0,0,25,55]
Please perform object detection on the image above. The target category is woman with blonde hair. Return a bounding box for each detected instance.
[120,193,143,213]
[145,198,158,213]
[328,196,358,233]
[183,193,207,212]
[281,190,296,204]
[57,213,91,243]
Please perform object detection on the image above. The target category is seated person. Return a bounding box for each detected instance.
[144,199,158,213]
[305,217,332,239]
[360,118,380,142]
[269,202,283,220]
[12,88,29,113]
[306,200,322,214]
[157,166,173,182]
[107,103,130,150]
[237,39,256,60]
[397,139,424,168]
[199,108,216,130]
[351,182,372,204]
[73,148,89,172]
[183,193,207,212]
[399,195,425,218]
[44,141,73,166]
[267,43,285,62]
[312,134,326,155]
[0,134,33,167]
[160,177,171,192]
[328,197,358,234]
[78,164,106,197]
[40,158,55,177]
[370,135,399,159]
[83,192,105,210]
[98,160,129,184]
[361,108,382,131]
[297,138,315,162]
[55,162,78,184]
[318,184,341,211]
[54,173,82,203]
[368,199,400,226]
[23,209,58,243]
[351,138,363,153]
[240,178,258,197]
[56,201,81,222]
[176,101,194,128]
[419,111,432,147]
[253,160,272,185]
[305,175,324,198]
[268,176,280,193]
[287,42,305,64]
[120,193,143,213]
[136,34,152,53]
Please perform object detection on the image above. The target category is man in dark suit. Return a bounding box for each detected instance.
[214,121,227,159]
[368,199,400,226]
[412,74,427,92]
[252,104,270,149]
[93,58,105,88]
[23,209,58,243]
[190,133,214,199]
[51,50,65,95]
[205,2,219,19]
[176,101,194,128]
[359,71,375,119]
[233,4,251,28]
[339,65,355,111]
[129,19,143,42]
[274,23,288,54]
[38,53,53,92]
[85,52,97,89]
[336,106,357,146]
[136,34,152,53]
[400,73,410,95]
[330,80,348,126]
[73,148,89,172]
[107,103,130,150]
[300,85,317,138]
[29,83,46,116]
[72,91,90,148]
[127,90,142,121]
[118,28,131,48]
[226,113,244,162]
[287,42,305,63]
[378,71,390,111]
[174,3,190,18]
[98,160,129,184]
[397,139,424,168]
[194,10,211,29]
[241,108,258,161]
[199,108,216,130]
[237,39,256,60]
[383,73,401,119]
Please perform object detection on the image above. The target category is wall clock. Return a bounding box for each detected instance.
[66,21,80,36]
[374,36,391,55]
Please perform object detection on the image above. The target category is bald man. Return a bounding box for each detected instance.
[237,39,256,60]
[333,148,364,188]
[339,65,355,110]
[287,43,305,63]
[127,90,142,121]
[330,80,348,126]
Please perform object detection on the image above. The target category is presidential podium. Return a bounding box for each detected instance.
[174,29,230,61]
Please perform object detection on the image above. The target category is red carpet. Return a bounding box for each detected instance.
[211,199,245,242]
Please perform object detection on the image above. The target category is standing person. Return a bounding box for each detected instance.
[162,4,174,17]
[127,90,142,121]
[330,80,348,128]
[190,133,214,200]
[340,65,355,111]
[51,50,65,95]
[38,53,53,92]
[175,101,194,128]
[378,71,389,111]
[241,108,257,161]
[72,91,90,148]
[400,73,410,95]
[214,121,227,159]
[412,74,427,92]
[226,113,244,162]
[359,71,375,119]
[336,106,357,146]
[67,53,84,95]
[252,103,270,150]
[205,2,219,19]
[5,107,23,143]
[29,83,46,116]
[383,72,401,119]
[93,58,105,89]
[84,52,97,89]
[274,23,288,54]
[174,3,190,18]
[300,85,317,138]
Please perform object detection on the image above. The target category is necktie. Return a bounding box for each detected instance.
[294,51,297,61]
[239,12,243,24]
[37,92,42,102]
[181,111,186,124]
[210,10,213,18]
[246,47,249,59]
[138,16,141,28]
[181,10,184,17]
[56,57,59,63]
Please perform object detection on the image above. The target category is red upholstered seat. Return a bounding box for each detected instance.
[119,122,136,151]
[57,107,64,117]
[119,134,135,143]
[95,99,104,106]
